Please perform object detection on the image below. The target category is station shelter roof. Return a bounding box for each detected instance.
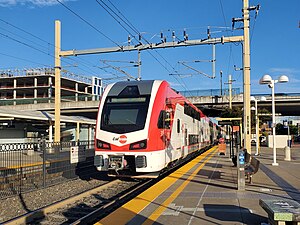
[0,108,96,125]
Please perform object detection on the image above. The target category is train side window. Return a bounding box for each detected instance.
[165,112,171,129]
[157,111,164,128]
[157,110,170,129]
[177,119,180,133]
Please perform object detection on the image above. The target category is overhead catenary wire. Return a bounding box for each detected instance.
[54,0,132,79]
[106,0,140,34]
[0,31,55,59]
[95,0,192,93]
[0,18,52,46]
[0,2,244,94]
[0,52,50,67]
[219,0,229,37]
[0,17,102,77]
[0,30,98,77]
[3,16,120,81]
[56,0,122,49]
[95,0,139,43]
[218,0,243,89]
[0,26,50,53]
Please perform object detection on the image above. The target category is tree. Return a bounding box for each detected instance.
[220,106,243,119]
[276,123,298,135]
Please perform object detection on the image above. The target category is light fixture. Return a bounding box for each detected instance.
[259,74,289,165]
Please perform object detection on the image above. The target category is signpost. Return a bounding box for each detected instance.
[217,117,244,190]
[70,145,86,164]
[218,121,233,126]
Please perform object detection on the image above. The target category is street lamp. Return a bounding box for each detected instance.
[251,96,266,156]
[259,74,289,166]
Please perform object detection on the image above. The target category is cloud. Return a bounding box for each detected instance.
[0,0,73,7]
[268,68,300,75]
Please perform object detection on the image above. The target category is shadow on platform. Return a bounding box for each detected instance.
[203,204,267,224]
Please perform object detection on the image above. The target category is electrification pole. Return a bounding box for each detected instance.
[243,0,252,154]
[224,74,235,109]
[138,50,141,80]
[229,74,233,109]
[220,71,223,96]
[54,20,61,142]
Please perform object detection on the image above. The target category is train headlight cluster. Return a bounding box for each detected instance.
[97,139,111,150]
[94,155,104,167]
[129,139,147,150]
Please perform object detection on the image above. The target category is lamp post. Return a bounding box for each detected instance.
[259,74,289,166]
[251,96,266,156]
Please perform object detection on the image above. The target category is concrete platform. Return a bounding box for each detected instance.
[96,144,300,225]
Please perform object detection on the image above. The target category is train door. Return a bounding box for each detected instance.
[158,108,172,164]
[174,107,184,159]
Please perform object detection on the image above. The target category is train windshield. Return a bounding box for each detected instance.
[100,96,150,134]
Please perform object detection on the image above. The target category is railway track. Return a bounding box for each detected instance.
[3,179,148,225]
[3,146,211,225]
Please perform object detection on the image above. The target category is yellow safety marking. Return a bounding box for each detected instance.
[96,146,217,225]
[0,158,68,170]
[142,147,217,225]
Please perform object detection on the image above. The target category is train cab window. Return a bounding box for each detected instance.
[100,95,150,134]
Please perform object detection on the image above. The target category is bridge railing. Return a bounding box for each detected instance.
[179,88,241,97]
[0,94,99,106]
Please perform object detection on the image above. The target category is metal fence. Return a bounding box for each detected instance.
[0,95,97,106]
[180,88,241,97]
[0,140,95,199]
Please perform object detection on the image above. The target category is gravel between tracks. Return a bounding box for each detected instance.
[0,178,109,223]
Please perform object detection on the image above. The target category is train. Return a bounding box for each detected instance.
[94,80,221,177]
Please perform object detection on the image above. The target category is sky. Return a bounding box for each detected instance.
[0,0,299,95]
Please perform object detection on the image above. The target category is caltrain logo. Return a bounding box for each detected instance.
[119,135,127,144]
[113,135,127,144]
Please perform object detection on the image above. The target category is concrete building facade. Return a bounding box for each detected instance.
[0,68,102,105]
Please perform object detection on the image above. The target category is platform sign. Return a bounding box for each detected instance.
[233,126,240,132]
[218,121,233,126]
[70,146,86,164]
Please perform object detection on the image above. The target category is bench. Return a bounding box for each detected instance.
[244,157,260,184]
[259,199,300,225]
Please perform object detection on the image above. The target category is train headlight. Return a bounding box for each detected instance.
[94,155,104,167]
[97,139,111,150]
[129,139,147,150]
[136,155,147,168]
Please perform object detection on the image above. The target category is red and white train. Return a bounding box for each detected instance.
[94,80,220,177]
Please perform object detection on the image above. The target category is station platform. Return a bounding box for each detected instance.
[96,145,300,225]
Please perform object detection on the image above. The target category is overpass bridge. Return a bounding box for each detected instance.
[189,93,300,117]
[2,92,300,119]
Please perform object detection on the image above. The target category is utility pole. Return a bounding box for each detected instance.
[229,74,233,109]
[243,0,251,153]
[225,74,235,109]
[212,44,216,79]
[54,20,61,142]
[232,0,259,153]
[220,70,223,96]
[137,50,141,80]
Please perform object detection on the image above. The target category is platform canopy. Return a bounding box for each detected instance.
[0,108,96,125]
